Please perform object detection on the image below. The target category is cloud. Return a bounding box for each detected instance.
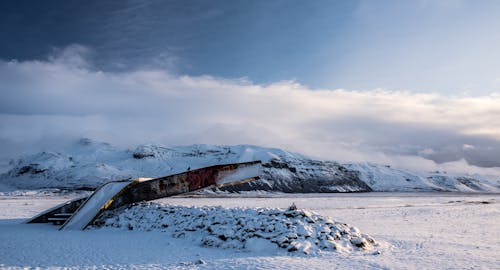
[1,47,500,175]
[48,44,93,69]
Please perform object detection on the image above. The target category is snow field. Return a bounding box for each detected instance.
[0,193,498,269]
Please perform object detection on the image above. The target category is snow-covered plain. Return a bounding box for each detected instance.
[1,192,498,269]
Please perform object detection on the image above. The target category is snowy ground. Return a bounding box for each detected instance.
[0,192,499,269]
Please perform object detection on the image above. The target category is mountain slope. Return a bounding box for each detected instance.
[1,139,499,193]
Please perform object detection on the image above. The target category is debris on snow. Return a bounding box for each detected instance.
[91,202,378,255]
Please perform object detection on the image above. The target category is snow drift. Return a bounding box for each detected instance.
[91,202,379,254]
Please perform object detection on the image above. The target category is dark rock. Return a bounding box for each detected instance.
[132,152,155,159]
[16,164,47,176]
[221,158,372,193]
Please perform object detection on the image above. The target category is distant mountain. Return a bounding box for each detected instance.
[1,139,499,193]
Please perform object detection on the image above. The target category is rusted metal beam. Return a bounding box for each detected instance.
[104,161,261,212]
[28,161,262,229]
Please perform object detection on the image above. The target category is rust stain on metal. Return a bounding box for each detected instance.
[27,160,262,229]
[106,161,261,212]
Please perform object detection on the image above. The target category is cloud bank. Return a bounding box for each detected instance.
[1,46,500,175]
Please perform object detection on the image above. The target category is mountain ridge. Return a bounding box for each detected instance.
[1,139,499,193]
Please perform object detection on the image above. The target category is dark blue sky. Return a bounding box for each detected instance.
[2,0,500,93]
[0,1,355,85]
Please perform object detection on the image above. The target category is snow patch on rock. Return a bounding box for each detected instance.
[347,162,500,192]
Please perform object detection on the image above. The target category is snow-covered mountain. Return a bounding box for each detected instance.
[1,138,499,193]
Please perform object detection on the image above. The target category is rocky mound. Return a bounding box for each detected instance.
[92,202,379,255]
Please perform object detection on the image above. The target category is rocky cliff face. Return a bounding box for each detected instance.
[221,158,371,193]
[1,139,498,193]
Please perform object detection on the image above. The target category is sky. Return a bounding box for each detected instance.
[1,0,500,174]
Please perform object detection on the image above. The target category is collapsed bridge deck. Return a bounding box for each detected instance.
[28,160,262,230]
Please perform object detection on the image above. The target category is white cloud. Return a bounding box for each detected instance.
[462,144,475,151]
[1,48,500,174]
[48,44,93,69]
